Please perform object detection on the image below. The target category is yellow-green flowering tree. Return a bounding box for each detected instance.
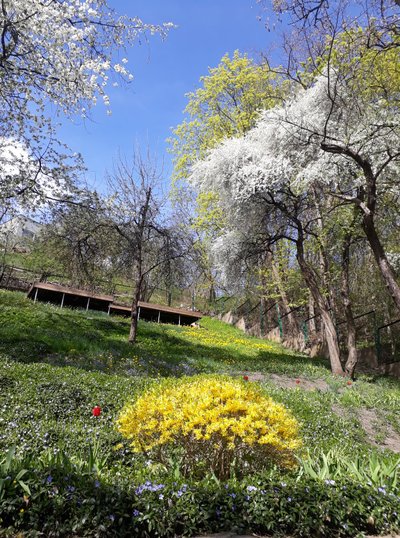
[169,50,285,186]
[169,51,286,309]
[117,376,301,479]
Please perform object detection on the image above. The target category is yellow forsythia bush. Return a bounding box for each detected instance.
[117,376,301,478]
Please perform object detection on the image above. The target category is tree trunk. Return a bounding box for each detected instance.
[270,255,300,338]
[317,305,343,375]
[259,264,268,337]
[362,212,400,313]
[341,237,358,377]
[296,227,344,375]
[312,186,337,314]
[129,257,143,344]
[308,293,317,337]
[209,284,216,305]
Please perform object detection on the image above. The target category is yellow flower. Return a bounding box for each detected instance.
[117,375,301,478]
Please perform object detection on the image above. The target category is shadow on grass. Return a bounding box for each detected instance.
[0,291,330,377]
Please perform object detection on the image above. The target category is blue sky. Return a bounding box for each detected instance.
[59,1,279,191]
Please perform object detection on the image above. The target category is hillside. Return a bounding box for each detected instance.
[0,289,399,537]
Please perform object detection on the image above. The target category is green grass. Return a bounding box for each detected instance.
[0,289,399,464]
[0,289,400,535]
[0,290,330,378]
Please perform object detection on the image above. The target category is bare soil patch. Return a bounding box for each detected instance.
[239,371,329,391]
[357,408,400,453]
[238,372,400,453]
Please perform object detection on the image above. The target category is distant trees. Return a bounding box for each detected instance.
[47,148,188,344]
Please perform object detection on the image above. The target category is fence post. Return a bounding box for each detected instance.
[191,291,195,311]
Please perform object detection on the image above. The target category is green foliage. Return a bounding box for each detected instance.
[259,241,308,308]
[193,191,225,237]
[298,449,400,490]
[0,447,31,501]
[169,50,285,186]
[0,451,399,537]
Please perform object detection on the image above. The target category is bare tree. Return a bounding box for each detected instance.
[106,148,186,343]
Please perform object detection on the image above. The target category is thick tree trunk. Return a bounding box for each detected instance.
[362,213,400,313]
[318,305,343,375]
[296,228,344,375]
[341,238,358,378]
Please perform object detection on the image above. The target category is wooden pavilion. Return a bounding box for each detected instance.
[27,282,202,326]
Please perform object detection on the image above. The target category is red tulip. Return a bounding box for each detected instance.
[347,380,352,386]
[243,375,249,381]
[92,405,101,417]
[295,379,301,384]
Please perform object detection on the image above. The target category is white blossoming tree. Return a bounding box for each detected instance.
[190,125,346,374]
[0,0,172,217]
[190,63,400,375]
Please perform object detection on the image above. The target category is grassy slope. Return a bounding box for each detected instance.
[0,289,399,474]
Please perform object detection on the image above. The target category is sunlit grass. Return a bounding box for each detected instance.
[0,289,399,466]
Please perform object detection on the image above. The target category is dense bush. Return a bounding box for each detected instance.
[118,376,301,479]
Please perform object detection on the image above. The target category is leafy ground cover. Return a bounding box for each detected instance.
[0,289,399,537]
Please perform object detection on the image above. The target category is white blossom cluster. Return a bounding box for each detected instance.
[0,0,172,128]
[0,1,173,218]
[190,71,400,283]
[0,139,77,214]
[192,71,399,199]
